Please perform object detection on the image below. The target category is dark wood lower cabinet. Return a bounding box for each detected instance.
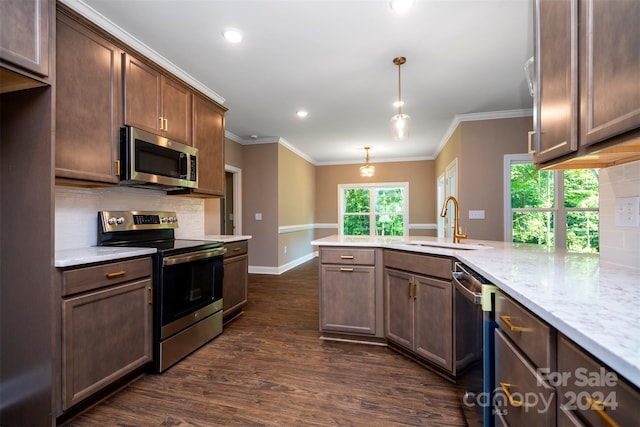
[57,257,152,414]
[222,241,249,322]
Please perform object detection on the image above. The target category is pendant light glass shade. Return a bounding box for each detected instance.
[359,147,375,177]
[391,56,410,141]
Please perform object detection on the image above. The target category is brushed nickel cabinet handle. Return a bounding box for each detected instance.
[159,116,164,130]
[499,315,532,332]
[413,282,417,300]
[340,268,354,272]
[163,118,168,131]
[408,281,412,299]
[340,255,354,259]
[232,247,242,252]
[105,270,126,279]
[148,287,153,305]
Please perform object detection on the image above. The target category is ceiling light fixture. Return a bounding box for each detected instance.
[296,110,309,118]
[359,146,375,177]
[390,56,410,142]
[389,0,415,13]
[222,29,243,43]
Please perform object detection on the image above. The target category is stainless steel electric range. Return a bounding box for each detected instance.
[98,210,225,372]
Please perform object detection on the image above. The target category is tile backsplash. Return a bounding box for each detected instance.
[55,186,205,250]
[599,160,640,268]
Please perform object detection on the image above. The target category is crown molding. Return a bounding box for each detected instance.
[61,0,225,105]
[434,108,533,158]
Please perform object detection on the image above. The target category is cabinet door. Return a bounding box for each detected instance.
[123,54,162,134]
[192,93,225,195]
[61,279,152,410]
[223,254,248,318]
[0,0,49,76]
[320,265,376,335]
[413,275,453,372]
[384,268,413,349]
[534,0,578,163]
[162,77,192,145]
[56,12,121,184]
[579,0,640,146]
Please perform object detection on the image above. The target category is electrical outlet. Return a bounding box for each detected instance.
[469,210,485,220]
[615,197,640,227]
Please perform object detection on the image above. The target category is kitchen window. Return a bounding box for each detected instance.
[504,154,599,253]
[339,183,408,236]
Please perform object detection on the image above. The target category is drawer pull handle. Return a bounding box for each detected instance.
[499,382,525,407]
[232,247,242,252]
[586,398,620,427]
[340,255,354,259]
[340,268,354,272]
[148,287,153,305]
[499,315,532,332]
[105,270,126,279]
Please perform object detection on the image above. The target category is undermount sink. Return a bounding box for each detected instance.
[401,240,490,251]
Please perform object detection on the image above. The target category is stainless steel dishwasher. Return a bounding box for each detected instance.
[452,262,497,427]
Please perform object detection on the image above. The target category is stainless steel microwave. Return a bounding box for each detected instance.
[120,126,198,190]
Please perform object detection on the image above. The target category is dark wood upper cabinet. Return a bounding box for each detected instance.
[0,0,50,77]
[55,10,121,184]
[534,0,640,169]
[192,93,226,196]
[579,0,640,147]
[123,54,192,145]
[534,0,578,164]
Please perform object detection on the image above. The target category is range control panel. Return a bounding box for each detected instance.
[99,211,179,232]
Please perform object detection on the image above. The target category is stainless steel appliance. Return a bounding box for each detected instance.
[97,210,224,372]
[120,126,198,190]
[452,262,497,427]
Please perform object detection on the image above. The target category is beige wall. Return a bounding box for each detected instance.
[315,160,437,237]
[225,137,244,168]
[242,143,279,268]
[278,145,316,266]
[435,116,532,241]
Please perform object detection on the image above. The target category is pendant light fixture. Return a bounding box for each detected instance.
[359,146,375,177]
[390,56,410,141]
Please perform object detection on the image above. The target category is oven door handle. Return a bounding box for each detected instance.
[163,247,226,266]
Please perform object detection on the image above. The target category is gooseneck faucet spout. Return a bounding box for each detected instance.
[440,196,468,244]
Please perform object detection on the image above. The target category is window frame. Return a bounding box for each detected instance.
[338,182,409,237]
[503,154,599,252]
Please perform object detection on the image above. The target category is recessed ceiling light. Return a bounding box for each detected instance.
[390,0,415,12]
[296,110,309,118]
[223,28,243,43]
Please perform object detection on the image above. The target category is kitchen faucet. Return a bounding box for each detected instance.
[440,196,467,244]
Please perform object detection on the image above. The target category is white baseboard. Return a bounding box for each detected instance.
[248,251,318,275]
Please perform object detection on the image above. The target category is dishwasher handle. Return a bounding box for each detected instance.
[452,272,483,305]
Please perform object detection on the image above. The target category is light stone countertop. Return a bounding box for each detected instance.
[311,235,640,388]
[55,246,157,268]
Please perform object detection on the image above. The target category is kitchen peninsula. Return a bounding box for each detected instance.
[311,235,640,390]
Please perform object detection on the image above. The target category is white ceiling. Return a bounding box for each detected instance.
[76,0,534,165]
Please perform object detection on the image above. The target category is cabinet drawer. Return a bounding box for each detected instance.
[383,249,451,279]
[557,334,640,427]
[61,257,152,296]
[224,240,248,258]
[496,291,554,370]
[320,247,375,266]
[494,329,555,427]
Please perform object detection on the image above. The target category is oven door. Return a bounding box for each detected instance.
[157,248,223,340]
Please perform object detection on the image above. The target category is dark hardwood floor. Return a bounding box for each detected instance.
[65,258,466,426]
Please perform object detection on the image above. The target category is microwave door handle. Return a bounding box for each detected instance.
[179,152,188,179]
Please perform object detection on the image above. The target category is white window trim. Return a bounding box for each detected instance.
[503,154,599,250]
[338,182,409,236]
